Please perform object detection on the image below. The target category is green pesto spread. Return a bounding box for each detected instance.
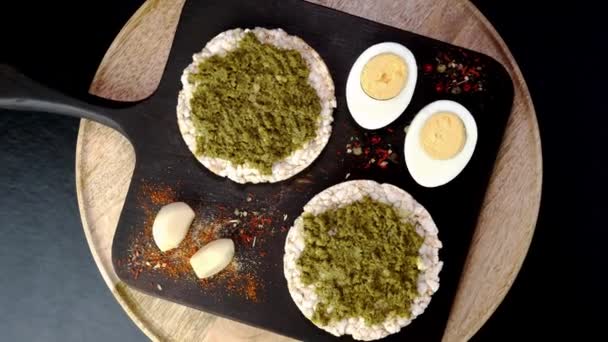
[297,196,423,326]
[188,32,321,175]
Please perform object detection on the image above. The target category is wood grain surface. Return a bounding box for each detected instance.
[76,0,542,341]
[89,0,186,102]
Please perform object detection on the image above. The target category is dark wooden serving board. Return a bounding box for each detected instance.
[0,0,514,340]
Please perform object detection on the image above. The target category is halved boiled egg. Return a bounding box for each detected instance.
[346,42,418,130]
[404,100,477,187]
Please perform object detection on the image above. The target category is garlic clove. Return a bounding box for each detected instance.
[190,238,235,279]
[152,202,195,252]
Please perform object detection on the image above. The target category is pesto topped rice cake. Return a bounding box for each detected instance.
[177,28,336,184]
[283,180,443,341]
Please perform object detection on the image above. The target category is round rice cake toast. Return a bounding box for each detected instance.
[283,180,443,341]
[177,27,336,184]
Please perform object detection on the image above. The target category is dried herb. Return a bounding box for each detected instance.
[298,196,423,326]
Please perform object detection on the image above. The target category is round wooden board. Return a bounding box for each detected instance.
[76,0,542,341]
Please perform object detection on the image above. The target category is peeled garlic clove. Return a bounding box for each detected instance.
[152,202,195,252]
[190,239,235,279]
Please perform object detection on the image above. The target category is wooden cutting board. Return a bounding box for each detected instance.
[75,0,542,341]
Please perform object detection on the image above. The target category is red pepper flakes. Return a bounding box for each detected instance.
[343,131,399,170]
[199,263,262,302]
[244,274,258,301]
[425,49,486,94]
[435,83,444,93]
[230,213,275,246]
[123,182,286,302]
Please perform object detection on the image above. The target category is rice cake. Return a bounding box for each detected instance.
[177,28,336,183]
[283,180,443,341]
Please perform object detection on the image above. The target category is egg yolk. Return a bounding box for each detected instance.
[420,112,466,160]
[360,53,408,100]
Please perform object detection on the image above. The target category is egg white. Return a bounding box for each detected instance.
[404,100,478,188]
[346,42,418,130]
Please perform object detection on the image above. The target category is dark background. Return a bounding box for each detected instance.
[0,1,604,341]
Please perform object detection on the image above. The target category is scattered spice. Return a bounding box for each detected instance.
[343,130,399,170]
[123,183,287,302]
[141,183,176,206]
[423,49,486,94]
[199,263,262,302]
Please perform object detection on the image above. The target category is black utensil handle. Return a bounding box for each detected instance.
[0,64,134,138]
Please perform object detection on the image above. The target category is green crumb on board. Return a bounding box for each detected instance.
[188,32,321,175]
[297,196,423,326]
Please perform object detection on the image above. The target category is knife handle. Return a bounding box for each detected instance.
[0,64,137,139]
